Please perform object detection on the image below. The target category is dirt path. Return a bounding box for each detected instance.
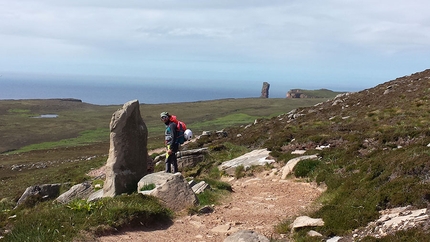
[97,168,323,242]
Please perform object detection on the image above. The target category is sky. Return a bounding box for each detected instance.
[1,0,430,97]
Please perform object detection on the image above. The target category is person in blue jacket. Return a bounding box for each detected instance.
[160,112,179,173]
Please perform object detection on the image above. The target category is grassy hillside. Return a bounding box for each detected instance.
[207,69,430,239]
[0,97,332,154]
[2,68,430,241]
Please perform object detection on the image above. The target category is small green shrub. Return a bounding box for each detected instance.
[234,165,246,179]
[208,167,222,180]
[274,219,291,234]
[67,199,101,213]
[293,159,321,178]
[203,178,232,192]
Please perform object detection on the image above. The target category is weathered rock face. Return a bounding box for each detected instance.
[56,182,94,204]
[260,82,270,98]
[224,230,270,242]
[218,149,275,176]
[137,172,198,211]
[177,148,208,170]
[103,100,148,197]
[16,184,61,207]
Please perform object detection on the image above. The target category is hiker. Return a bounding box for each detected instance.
[160,112,179,173]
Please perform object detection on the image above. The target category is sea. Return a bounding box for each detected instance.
[0,77,283,105]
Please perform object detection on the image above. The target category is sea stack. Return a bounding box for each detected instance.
[261,82,270,98]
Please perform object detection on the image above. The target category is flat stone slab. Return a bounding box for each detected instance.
[292,216,324,229]
[219,149,275,175]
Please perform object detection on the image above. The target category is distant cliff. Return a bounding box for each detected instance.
[286,89,343,99]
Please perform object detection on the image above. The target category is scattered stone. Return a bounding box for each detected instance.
[198,205,214,214]
[191,181,211,194]
[307,230,323,237]
[224,230,269,242]
[201,131,212,136]
[211,223,238,234]
[326,236,342,242]
[291,150,306,155]
[291,216,324,230]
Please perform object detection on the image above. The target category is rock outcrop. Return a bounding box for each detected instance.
[16,184,61,207]
[177,148,208,170]
[353,206,430,240]
[286,89,308,98]
[260,82,270,98]
[103,100,148,197]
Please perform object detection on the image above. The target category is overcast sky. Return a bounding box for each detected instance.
[1,0,429,94]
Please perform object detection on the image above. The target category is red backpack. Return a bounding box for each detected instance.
[169,115,187,144]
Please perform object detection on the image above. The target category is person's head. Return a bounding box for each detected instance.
[160,112,170,123]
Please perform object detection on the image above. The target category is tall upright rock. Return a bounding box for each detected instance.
[261,82,270,98]
[103,100,148,197]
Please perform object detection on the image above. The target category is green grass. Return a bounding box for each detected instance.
[191,113,258,130]
[2,194,172,242]
[9,128,110,154]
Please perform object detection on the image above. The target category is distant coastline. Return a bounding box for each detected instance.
[1,79,263,105]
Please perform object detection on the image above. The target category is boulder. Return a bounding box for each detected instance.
[56,182,94,204]
[16,184,61,207]
[224,230,269,242]
[219,149,275,176]
[137,172,198,211]
[103,100,148,197]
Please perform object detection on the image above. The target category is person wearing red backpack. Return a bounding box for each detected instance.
[160,112,179,173]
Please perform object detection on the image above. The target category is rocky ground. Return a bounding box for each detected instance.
[97,166,324,242]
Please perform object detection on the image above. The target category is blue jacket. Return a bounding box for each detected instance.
[164,121,179,152]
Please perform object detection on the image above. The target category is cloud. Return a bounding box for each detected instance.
[0,0,429,89]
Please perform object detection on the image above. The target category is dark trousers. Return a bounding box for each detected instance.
[165,152,178,173]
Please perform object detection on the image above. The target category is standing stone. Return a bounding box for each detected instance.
[261,82,270,98]
[103,100,148,197]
